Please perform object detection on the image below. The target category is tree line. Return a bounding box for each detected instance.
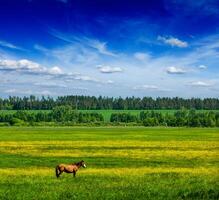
[110,110,219,127]
[0,106,218,127]
[0,95,219,110]
[0,106,103,126]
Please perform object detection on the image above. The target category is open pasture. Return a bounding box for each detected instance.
[0,127,218,199]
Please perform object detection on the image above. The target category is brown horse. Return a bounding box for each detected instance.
[55,160,86,178]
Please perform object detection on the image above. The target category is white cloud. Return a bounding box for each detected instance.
[133,84,173,93]
[0,59,47,75]
[48,66,63,75]
[133,85,159,90]
[97,65,123,73]
[0,58,107,84]
[198,65,207,69]
[166,66,187,74]
[158,36,188,48]
[4,89,17,93]
[18,59,42,70]
[74,75,99,82]
[188,81,214,87]
[34,82,67,88]
[134,52,151,61]
[40,90,54,95]
[106,80,114,84]
[0,40,24,50]
[70,86,88,91]
[4,88,54,95]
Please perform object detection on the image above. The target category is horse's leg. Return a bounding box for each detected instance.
[73,171,76,177]
[56,166,60,178]
[59,170,63,177]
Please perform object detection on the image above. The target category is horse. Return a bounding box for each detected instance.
[55,160,86,178]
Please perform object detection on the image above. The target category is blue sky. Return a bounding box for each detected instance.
[0,0,219,98]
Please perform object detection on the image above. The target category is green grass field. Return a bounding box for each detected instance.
[0,127,218,199]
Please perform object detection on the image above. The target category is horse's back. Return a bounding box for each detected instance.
[57,164,76,173]
[57,164,66,171]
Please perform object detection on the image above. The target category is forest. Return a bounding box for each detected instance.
[111,110,219,127]
[0,95,219,110]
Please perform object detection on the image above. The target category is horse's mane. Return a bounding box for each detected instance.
[73,160,84,166]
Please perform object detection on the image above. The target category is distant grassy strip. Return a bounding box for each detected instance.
[0,127,218,141]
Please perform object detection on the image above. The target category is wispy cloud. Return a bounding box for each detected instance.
[133,84,159,90]
[34,82,67,88]
[198,65,207,69]
[134,52,151,61]
[87,40,117,57]
[34,44,49,54]
[4,88,54,96]
[157,36,188,48]
[97,65,123,73]
[133,84,171,92]
[188,81,214,87]
[48,29,117,57]
[0,40,25,51]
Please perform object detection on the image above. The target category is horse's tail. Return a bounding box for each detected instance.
[55,166,59,178]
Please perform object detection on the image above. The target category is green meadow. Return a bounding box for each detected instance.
[0,127,218,199]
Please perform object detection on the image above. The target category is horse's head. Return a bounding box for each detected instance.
[81,160,86,168]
